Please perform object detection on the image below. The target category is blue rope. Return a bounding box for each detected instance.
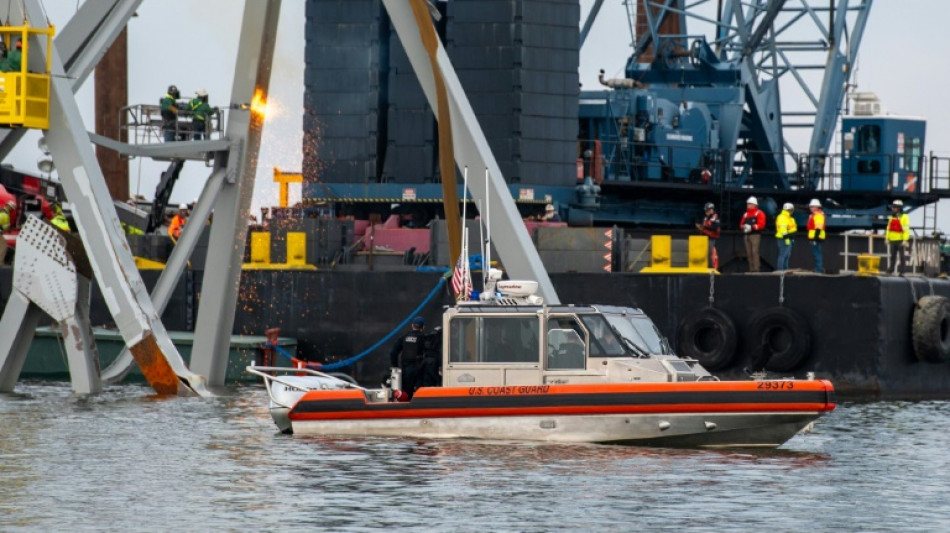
[264,277,447,371]
[267,343,297,362]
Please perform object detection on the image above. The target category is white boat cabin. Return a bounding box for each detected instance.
[441,304,714,387]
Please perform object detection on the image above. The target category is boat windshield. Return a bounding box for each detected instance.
[602,314,673,356]
[578,314,626,357]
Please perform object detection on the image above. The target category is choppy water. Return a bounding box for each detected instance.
[1,382,948,532]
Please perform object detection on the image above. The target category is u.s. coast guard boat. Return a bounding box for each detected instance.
[248,275,835,448]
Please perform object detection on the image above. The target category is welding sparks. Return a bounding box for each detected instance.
[250,89,268,117]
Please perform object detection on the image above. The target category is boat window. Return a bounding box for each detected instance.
[546,316,587,370]
[607,314,674,355]
[578,314,626,357]
[449,315,539,364]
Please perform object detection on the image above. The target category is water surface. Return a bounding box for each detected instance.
[1,382,947,532]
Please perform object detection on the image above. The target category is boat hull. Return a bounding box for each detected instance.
[288,412,820,448]
[284,380,835,448]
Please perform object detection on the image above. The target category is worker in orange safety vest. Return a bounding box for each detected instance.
[168,203,188,241]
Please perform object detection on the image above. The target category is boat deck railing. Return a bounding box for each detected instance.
[246,365,365,409]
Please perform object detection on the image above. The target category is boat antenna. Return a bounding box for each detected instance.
[476,198,485,285]
[483,167,491,294]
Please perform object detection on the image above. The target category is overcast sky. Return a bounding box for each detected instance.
[8,1,950,229]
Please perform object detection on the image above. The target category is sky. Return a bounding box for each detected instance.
[8,1,950,230]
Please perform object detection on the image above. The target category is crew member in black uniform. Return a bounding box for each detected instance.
[390,316,426,398]
[420,325,442,387]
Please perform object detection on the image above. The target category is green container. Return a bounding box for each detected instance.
[22,327,297,383]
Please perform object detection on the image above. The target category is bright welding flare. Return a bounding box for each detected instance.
[250,89,268,117]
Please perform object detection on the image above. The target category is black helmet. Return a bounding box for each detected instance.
[167,85,179,98]
[703,202,715,211]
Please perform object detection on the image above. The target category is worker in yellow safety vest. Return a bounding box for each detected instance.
[0,200,14,232]
[775,202,797,271]
[886,199,911,275]
[50,204,70,232]
[806,199,825,273]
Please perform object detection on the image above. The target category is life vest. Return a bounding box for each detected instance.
[807,210,826,240]
[775,210,797,238]
[51,214,70,232]
[400,333,423,364]
[168,214,186,239]
[701,213,720,239]
[886,213,910,242]
[740,208,765,233]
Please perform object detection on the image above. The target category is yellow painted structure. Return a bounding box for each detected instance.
[0,25,54,129]
[244,231,316,270]
[134,257,166,270]
[640,235,717,274]
[857,254,881,275]
[273,167,303,208]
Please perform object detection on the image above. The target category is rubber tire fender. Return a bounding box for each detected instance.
[912,295,950,364]
[750,307,812,372]
[676,308,738,370]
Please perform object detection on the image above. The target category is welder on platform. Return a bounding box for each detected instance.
[0,39,21,72]
[696,202,720,269]
[189,88,217,140]
[390,316,426,399]
[807,199,826,273]
[160,85,181,142]
[775,202,797,271]
[886,199,911,275]
[739,196,766,272]
[168,203,188,240]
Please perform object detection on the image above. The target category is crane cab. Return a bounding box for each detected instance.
[0,24,54,130]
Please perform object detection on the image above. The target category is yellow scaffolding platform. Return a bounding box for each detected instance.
[0,24,54,129]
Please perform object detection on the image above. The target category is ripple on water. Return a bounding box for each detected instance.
[2,385,950,532]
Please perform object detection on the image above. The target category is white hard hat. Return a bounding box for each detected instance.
[782,202,794,211]
[179,203,188,210]
[196,88,208,97]
[809,199,821,208]
[892,199,904,207]
[746,196,758,206]
[545,204,555,212]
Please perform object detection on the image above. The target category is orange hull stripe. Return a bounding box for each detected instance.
[291,402,833,421]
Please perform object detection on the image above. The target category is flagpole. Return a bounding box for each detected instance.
[461,166,468,225]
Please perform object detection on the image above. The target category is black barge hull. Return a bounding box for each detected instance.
[3,268,947,400]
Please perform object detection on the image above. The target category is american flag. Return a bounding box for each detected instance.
[451,251,472,301]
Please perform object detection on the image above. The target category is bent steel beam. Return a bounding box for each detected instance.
[382,0,559,304]
[21,0,208,396]
[190,0,281,386]
[102,164,227,384]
